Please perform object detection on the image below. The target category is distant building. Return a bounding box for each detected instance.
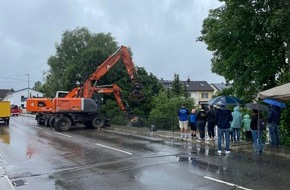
[210,83,229,95]
[0,88,43,108]
[160,78,215,106]
[0,89,14,101]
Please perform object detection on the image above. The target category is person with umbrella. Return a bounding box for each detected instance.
[216,105,233,154]
[267,105,282,147]
[250,109,266,155]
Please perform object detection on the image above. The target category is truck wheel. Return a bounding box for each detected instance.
[49,117,56,129]
[37,117,43,126]
[55,116,72,131]
[44,119,50,127]
[92,115,105,129]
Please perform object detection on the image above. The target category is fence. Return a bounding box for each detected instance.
[109,114,179,132]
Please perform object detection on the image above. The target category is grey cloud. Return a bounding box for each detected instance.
[0,0,224,90]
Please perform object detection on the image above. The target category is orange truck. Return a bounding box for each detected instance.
[0,101,10,125]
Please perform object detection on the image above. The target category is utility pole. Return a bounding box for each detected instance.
[25,74,30,99]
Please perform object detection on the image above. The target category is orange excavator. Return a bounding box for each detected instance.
[26,46,143,131]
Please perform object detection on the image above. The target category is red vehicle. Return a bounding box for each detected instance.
[10,105,22,116]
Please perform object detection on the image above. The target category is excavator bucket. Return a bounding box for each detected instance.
[129,88,144,103]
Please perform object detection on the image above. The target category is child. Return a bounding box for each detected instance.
[242,114,252,141]
[189,109,197,138]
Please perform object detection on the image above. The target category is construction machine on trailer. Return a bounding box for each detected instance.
[26,45,143,131]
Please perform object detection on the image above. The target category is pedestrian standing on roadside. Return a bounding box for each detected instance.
[250,109,265,155]
[242,114,252,142]
[267,105,281,147]
[196,105,207,140]
[231,106,243,143]
[189,109,197,138]
[207,105,217,140]
[178,104,190,139]
[216,105,233,154]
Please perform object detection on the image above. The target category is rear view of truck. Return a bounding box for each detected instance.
[0,101,10,125]
[10,104,22,116]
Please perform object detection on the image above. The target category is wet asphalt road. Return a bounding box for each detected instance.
[1,116,290,190]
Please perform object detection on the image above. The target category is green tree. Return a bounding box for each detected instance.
[149,91,194,130]
[32,81,42,91]
[171,74,183,97]
[198,0,290,100]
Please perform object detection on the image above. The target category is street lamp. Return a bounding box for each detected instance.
[25,74,30,98]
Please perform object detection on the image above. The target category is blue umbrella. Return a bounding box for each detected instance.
[263,98,286,108]
[207,95,242,106]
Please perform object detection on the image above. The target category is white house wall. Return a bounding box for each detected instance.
[7,89,43,108]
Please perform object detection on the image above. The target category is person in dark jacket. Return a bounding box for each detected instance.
[207,105,217,140]
[267,105,281,147]
[216,105,233,154]
[250,109,265,155]
[196,105,207,140]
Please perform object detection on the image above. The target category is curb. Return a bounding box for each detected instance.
[0,166,15,190]
[106,125,290,159]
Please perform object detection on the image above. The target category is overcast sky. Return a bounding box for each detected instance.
[0,0,224,91]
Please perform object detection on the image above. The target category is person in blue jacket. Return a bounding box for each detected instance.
[189,109,197,138]
[178,104,189,139]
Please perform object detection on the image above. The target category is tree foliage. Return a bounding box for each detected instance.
[198,0,290,100]
[171,74,184,97]
[149,91,194,119]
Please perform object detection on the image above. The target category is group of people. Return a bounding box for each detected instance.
[177,103,282,155]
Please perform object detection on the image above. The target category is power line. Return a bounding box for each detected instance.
[0,76,37,83]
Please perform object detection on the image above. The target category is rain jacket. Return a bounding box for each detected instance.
[231,106,242,129]
[242,114,251,131]
[216,107,233,129]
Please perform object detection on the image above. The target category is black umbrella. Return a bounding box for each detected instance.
[245,103,269,112]
[207,95,242,106]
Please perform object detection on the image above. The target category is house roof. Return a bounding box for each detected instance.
[160,79,214,91]
[211,83,228,91]
[182,81,214,91]
[0,89,14,101]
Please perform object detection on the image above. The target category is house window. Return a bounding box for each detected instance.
[201,93,208,99]
[21,96,26,102]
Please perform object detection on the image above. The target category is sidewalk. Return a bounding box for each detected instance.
[106,124,290,159]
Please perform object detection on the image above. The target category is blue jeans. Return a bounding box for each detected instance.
[232,128,240,142]
[268,123,280,147]
[251,130,263,153]
[218,128,230,151]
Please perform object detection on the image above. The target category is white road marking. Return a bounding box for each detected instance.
[54,132,72,138]
[95,143,133,155]
[204,176,253,190]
